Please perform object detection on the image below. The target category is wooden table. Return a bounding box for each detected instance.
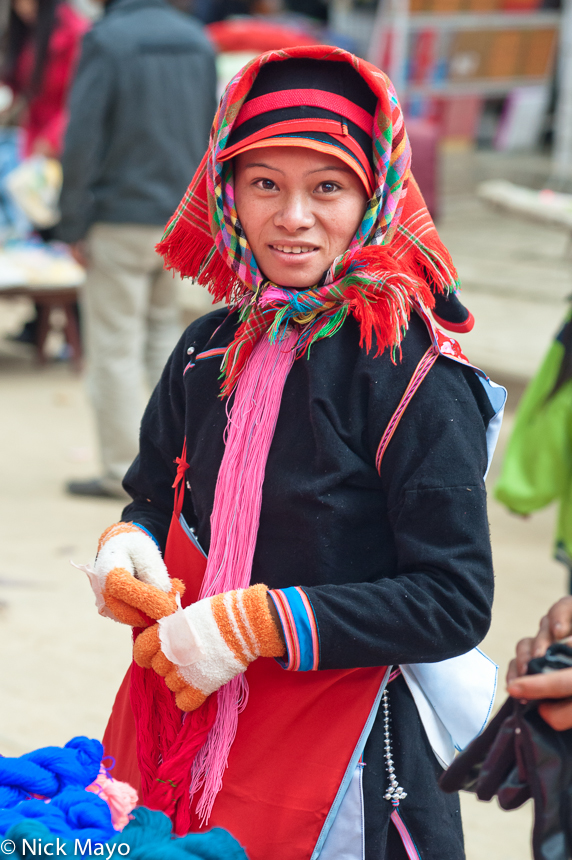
[0,283,82,370]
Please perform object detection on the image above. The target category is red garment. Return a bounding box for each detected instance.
[11,3,89,157]
[103,445,389,858]
[206,19,321,53]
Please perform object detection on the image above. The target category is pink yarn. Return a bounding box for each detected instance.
[86,768,138,830]
[189,330,297,823]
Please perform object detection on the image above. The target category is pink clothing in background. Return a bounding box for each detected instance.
[12,3,89,157]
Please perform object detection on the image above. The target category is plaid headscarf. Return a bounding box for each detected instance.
[158,45,464,396]
[217,57,378,196]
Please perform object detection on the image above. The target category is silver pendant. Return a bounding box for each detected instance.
[382,688,407,804]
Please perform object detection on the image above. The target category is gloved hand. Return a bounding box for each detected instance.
[133,583,285,711]
[89,523,185,627]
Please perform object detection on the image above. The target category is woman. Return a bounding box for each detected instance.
[87,47,502,860]
[2,0,88,158]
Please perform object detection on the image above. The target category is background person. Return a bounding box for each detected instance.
[495,310,572,593]
[55,0,217,499]
[0,0,88,342]
[2,0,88,159]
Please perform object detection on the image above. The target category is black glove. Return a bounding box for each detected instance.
[439,677,572,860]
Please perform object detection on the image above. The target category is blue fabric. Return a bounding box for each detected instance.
[1,788,116,842]
[107,808,248,859]
[319,763,365,860]
[279,586,316,672]
[477,376,506,481]
[0,737,113,848]
[4,820,75,858]
[1,739,248,858]
[5,809,248,859]
[0,737,103,809]
[0,128,31,241]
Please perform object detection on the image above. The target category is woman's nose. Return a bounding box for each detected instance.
[273,193,314,232]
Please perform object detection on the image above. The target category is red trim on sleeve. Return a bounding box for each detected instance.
[269,590,299,670]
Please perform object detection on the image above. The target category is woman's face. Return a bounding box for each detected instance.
[234,146,369,289]
[12,0,38,25]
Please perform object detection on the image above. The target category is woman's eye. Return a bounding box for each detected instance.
[255,178,277,191]
[317,182,340,194]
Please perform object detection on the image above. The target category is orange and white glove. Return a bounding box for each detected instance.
[133,583,285,711]
[80,522,185,627]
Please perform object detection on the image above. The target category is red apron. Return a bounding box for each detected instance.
[103,445,388,859]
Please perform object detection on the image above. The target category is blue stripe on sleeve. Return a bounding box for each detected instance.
[280,586,316,672]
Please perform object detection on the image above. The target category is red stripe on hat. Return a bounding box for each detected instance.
[235,89,374,137]
[220,118,348,159]
[218,117,375,193]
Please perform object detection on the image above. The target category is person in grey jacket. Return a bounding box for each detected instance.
[56,0,217,499]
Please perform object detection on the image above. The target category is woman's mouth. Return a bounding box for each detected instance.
[269,244,319,256]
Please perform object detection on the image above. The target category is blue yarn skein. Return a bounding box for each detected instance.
[1,739,249,859]
[1,788,115,843]
[107,808,249,860]
[107,806,171,849]
[124,843,202,860]
[63,737,104,784]
[5,788,115,842]
[0,737,103,808]
[0,736,114,848]
[5,809,249,860]
[0,809,27,835]
[6,819,74,859]
[177,829,249,860]
[51,787,115,840]
[0,760,61,808]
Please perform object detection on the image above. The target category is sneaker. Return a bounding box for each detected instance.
[66,478,130,500]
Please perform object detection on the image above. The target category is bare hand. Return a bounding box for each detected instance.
[506,596,572,682]
[507,668,572,730]
[505,596,572,731]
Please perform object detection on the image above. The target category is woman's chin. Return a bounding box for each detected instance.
[263,265,326,290]
[257,250,329,290]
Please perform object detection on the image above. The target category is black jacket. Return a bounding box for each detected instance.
[56,0,217,243]
[123,308,496,859]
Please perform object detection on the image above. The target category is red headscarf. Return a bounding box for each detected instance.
[158,46,470,396]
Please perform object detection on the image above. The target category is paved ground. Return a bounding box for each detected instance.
[0,149,570,858]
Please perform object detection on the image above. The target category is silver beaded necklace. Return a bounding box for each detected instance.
[382,687,407,806]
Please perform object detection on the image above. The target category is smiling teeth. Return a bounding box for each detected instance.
[274,245,314,254]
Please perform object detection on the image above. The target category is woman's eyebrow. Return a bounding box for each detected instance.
[306,166,353,176]
[243,162,352,175]
[244,162,284,173]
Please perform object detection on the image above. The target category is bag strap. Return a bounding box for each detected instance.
[375,346,439,474]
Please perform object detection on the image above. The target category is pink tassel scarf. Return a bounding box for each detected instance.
[189,327,297,822]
